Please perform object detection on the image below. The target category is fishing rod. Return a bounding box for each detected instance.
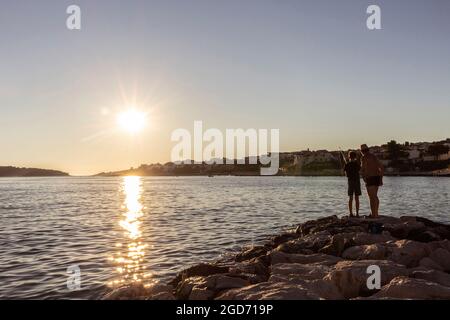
[339,147,347,165]
[338,147,347,176]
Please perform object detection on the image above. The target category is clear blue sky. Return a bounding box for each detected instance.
[1,0,449,175]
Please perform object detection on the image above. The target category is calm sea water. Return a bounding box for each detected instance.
[0,176,448,299]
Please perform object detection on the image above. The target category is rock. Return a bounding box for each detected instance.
[415,217,448,228]
[145,283,174,298]
[367,216,402,225]
[218,275,344,300]
[270,232,299,247]
[189,287,215,300]
[342,243,387,260]
[270,263,331,281]
[229,258,270,283]
[235,246,269,262]
[217,282,320,300]
[102,283,149,300]
[296,215,339,235]
[409,230,442,242]
[146,291,176,300]
[429,248,450,271]
[324,260,409,299]
[384,220,426,239]
[213,275,250,290]
[387,240,431,268]
[269,251,342,266]
[419,257,445,271]
[169,263,229,287]
[432,226,450,241]
[319,232,356,256]
[435,239,450,251]
[428,239,450,252]
[176,274,251,300]
[268,276,344,300]
[352,232,395,246]
[412,269,450,287]
[176,276,204,299]
[368,276,450,299]
[276,231,332,254]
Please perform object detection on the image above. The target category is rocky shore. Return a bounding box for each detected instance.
[104,215,450,300]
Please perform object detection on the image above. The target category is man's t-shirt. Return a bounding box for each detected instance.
[344,161,360,181]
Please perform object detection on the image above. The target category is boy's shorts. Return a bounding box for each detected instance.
[348,179,361,196]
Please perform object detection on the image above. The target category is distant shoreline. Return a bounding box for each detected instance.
[94,172,450,178]
[0,166,69,177]
[1,173,448,178]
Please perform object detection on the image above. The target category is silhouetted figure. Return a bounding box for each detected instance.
[343,151,361,217]
[360,144,384,218]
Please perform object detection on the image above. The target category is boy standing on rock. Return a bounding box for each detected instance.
[343,151,361,218]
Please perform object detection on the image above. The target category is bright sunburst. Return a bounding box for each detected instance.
[116,109,147,134]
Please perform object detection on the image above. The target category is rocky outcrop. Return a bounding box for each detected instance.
[105,215,450,300]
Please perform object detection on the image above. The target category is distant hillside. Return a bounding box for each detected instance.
[0,166,69,177]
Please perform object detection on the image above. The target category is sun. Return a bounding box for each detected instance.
[116,109,147,134]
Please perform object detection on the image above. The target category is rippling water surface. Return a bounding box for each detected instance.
[0,176,448,299]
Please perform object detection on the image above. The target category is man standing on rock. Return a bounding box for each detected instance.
[360,144,384,218]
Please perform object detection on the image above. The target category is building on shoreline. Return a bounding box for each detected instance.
[96,138,450,176]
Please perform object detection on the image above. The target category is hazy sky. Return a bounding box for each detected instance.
[1,0,449,175]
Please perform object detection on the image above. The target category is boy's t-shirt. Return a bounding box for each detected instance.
[344,161,360,181]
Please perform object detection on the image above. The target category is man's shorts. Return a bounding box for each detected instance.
[366,176,383,187]
[348,179,362,196]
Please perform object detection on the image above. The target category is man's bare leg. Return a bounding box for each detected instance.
[348,195,354,217]
[367,186,379,218]
[373,187,379,217]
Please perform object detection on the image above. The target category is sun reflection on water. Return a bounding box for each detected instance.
[108,176,151,287]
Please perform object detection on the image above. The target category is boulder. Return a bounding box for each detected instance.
[216,282,320,300]
[429,248,450,272]
[409,230,442,242]
[324,260,409,299]
[102,283,151,300]
[235,246,269,262]
[269,251,342,266]
[319,232,356,256]
[342,243,387,260]
[189,287,215,300]
[270,263,331,281]
[432,226,450,241]
[368,276,450,299]
[268,276,344,300]
[352,232,395,246]
[296,215,339,235]
[213,275,251,290]
[412,269,450,287]
[270,232,300,247]
[419,257,445,271]
[176,274,250,300]
[176,276,205,300]
[229,257,270,283]
[387,240,431,268]
[428,239,450,252]
[169,263,229,287]
[276,231,331,254]
[384,220,426,239]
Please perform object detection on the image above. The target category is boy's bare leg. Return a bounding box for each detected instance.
[348,195,354,217]
[355,195,360,217]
